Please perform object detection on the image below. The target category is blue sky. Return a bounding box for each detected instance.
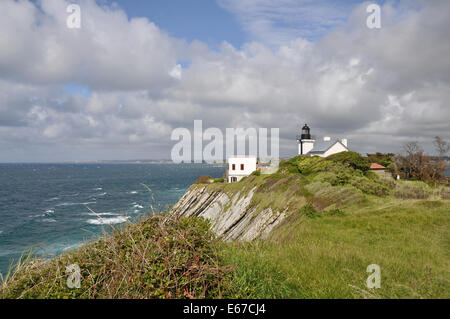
[108,0,246,48]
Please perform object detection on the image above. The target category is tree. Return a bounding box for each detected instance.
[434,136,450,158]
[393,138,448,183]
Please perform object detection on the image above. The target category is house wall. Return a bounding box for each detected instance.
[228,157,257,182]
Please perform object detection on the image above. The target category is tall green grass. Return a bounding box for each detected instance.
[222,198,450,298]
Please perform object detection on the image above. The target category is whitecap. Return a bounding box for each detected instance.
[133,204,144,209]
[87,216,129,225]
[42,218,57,223]
[56,201,95,207]
[62,193,79,197]
[63,242,83,251]
[30,213,45,218]
[128,191,138,194]
[94,187,103,191]
[45,197,60,202]
[87,212,117,216]
[45,209,55,214]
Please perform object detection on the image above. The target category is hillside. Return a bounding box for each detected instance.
[1,153,449,298]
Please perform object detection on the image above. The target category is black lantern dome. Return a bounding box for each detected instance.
[301,124,311,140]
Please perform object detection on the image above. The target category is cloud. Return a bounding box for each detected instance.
[217,0,360,45]
[0,0,449,162]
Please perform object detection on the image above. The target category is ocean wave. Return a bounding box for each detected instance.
[61,192,79,197]
[87,216,129,225]
[30,213,45,218]
[45,197,60,202]
[63,242,83,252]
[45,209,55,215]
[128,191,138,194]
[133,204,144,209]
[87,212,117,216]
[55,201,96,207]
[42,218,57,223]
[94,187,103,191]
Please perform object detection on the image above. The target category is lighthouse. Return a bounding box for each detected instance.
[297,124,315,155]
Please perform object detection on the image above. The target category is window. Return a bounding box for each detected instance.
[241,164,244,170]
[232,164,235,170]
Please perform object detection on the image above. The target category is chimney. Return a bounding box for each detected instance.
[341,138,348,147]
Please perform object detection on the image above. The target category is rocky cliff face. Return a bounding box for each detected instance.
[171,185,288,241]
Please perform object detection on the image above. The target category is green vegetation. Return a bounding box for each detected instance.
[251,170,261,176]
[1,152,449,299]
[219,154,449,298]
[1,215,228,299]
[367,152,395,168]
[222,197,449,298]
[195,175,213,184]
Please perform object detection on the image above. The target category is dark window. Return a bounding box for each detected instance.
[232,164,235,170]
[241,164,244,170]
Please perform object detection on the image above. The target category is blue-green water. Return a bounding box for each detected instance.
[0,163,225,276]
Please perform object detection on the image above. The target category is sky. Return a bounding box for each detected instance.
[0,0,449,162]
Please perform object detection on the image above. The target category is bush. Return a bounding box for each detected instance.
[195,175,213,184]
[251,170,261,176]
[298,203,320,218]
[349,176,392,196]
[213,178,225,183]
[326,151,370,172]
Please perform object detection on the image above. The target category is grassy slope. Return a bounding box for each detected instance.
[1,154,449,299]
[221,155,450,298]
[222,198,449,298]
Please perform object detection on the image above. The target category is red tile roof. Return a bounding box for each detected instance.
[370,163,386,170]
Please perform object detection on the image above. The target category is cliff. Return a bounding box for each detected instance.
[171,184,289,241]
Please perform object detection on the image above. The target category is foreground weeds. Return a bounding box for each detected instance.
[1,214,229,299]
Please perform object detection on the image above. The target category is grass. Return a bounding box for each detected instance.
[0,214,229,299]
[221,197,450,298]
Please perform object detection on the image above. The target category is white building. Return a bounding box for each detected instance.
[227,156,257,182]
[297,124,349,157]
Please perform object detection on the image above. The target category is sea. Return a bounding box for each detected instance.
[0,163,225,276]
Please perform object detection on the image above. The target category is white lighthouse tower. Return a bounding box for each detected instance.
[297,124,315,155]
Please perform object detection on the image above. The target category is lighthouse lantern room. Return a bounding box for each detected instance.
[297,124,315,155]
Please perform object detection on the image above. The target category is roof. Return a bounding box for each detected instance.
[309,140,348,155]
[370,163,386,170]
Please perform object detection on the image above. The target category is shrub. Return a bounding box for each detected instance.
[195,175,213,184]
[251,170,261,176]
[298,203,320,218]
[213,178,225,183]
[326,151,370,172]
[349,176,392,196]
